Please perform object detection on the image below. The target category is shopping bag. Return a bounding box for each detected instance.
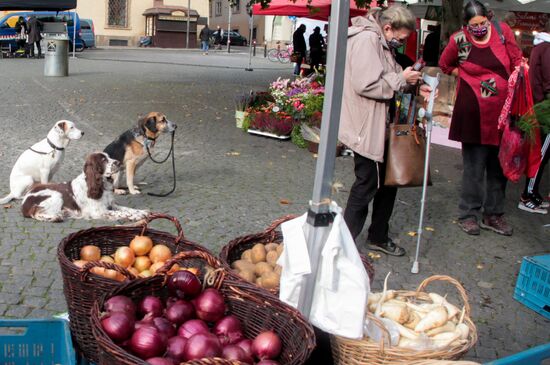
[290,51,301,63]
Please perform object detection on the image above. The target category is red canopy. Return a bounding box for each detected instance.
[252,0,370,21]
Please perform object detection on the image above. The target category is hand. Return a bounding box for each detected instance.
[419,84,439,103]
[402,67,422,85]
[451,68,459,77]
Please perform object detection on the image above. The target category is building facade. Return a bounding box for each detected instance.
[76,0,210,47]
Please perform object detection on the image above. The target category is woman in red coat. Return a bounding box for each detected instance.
[439,1,522,236]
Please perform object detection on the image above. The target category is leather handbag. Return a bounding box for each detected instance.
[290,51,301,63]
[384,93,432,187]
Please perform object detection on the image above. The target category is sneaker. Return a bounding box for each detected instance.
[518,195,548,214]
[458,217,480,235]
[367,238,406,256]
[480,215,513,236]
[532,194,550,209]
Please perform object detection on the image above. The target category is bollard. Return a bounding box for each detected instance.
[228,40,231,53]
[264,43,267,58]
[253,41,256,57]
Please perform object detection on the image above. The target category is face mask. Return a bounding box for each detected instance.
[468,24,489,38]
[388,38,403,49]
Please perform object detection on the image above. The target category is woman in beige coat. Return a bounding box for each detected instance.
[340,6,432,256]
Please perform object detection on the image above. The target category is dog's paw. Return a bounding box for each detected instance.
[129,189,141,195]
[114,189,127,195]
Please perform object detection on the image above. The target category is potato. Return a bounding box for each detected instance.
[264,243,279,252]
[261,271,280,289]
[276,244,284,256]
[274,264,282,275]
[232,260,255,272]
[238,269,256,283]
[254,262,272,276]
[241,249,253,263]
[255,277,263,286]
[266,251,279,266]
[251,244,267,263]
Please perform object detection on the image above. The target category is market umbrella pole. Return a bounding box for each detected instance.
[72,11,76,58]
[296,0,350,319]
[411,73,440,274]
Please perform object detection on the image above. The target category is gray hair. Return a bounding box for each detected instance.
[378,6,416,32]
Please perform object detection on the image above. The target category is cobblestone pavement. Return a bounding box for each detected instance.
[0,48,548,363]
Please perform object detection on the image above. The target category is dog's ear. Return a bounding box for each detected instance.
[56,121,67,134]
[144,117,158,133]
[84,154,105,200]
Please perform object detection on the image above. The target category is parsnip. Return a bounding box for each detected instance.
[426,321,455,336]
[403,311,421,330]
[456,323,470,340]
[393,321,421,339]
[405,302,438,313]
[429,293,460,319]
[397,335,433,350]
[381,302,410,324]
[414,306,448,332]
[375,272,392,317]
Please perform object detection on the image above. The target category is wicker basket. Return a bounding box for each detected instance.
[330,275,478,365]
[219,215,375,295]
[91,250,316,365]
[57,213,210,363]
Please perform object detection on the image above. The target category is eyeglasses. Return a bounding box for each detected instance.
[468,20,489,28]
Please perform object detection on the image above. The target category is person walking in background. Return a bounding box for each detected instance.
[340,6,433,256]
[292,24,306,76]
[14,16,27,52]
[199,25,211,55]
[26,15,42,58]
[518,19,550,214]
[214,26,222,50]
[439,1,522,236]
[309,26,325,71]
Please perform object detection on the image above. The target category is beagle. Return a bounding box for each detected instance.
[104,112,176,195]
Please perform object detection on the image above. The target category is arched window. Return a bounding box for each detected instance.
[108,0,128,27]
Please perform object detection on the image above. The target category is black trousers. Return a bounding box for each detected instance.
[344,152,397,244]
[459,143,507,220]
[523,132,549,197]
[30,41,41,57]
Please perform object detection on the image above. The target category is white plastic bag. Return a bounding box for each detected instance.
[278,202,370,339]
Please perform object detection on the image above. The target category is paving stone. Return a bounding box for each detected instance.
[4,305,32,318]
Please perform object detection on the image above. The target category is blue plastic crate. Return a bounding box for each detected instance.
[484,342,550,364]
[513,255,550,320]
[0,318,76,365]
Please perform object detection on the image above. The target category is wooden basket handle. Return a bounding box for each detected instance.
[156,250,226,289]
[80,261,136,282]
[415,275,471,316]
[263,214,299,241]
[366,312,392,353]
[140,213,184,245]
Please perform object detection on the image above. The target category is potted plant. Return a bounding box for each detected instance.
[234,93,252,128]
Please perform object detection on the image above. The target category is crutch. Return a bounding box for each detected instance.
[411,73,440,274]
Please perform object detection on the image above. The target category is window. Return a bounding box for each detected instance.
[232,0,240,13]
[215,0,222,17]
[108,0,128,27]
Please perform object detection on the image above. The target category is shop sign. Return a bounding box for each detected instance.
[511,12,549,31]
[159,15,186,21]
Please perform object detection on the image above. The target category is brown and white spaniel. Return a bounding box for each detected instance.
[21,152,148,222]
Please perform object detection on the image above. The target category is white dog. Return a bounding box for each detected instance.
[21,152,148,222]
[0,120,83,204]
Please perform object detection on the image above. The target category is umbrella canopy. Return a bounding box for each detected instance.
[0,0,76,11]
[252,0,370,21]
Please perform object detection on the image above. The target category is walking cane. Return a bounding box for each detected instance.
[411,73,440,274]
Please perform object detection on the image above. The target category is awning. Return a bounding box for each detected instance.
[0,0,76,10]
[252,0,371,21]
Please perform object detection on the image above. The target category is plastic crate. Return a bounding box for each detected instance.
[0,318,76,365]
[484,342,550,364]
[513,255,550,320]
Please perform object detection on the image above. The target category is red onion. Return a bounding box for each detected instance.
[222,344,254,363]
[166,297,179,308]
[166,336,188,362]
[252,331,282,360]
[151,317,176,342]
[138,296,164,318]
[194,288,226,323]
[129,325,167,359]
[165,300,195,325]
[183,333,222,361]
[105,295,136,316]
[256,361,281,365]
[167,270,202,299]
[101,312,135,343]
[236,338,254,360]
[177,319,210,339]
[214,315,244,345]
[146,358,175,365]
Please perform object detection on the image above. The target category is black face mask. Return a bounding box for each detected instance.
[388,38,403,49]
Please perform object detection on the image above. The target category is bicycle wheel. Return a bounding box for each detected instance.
[267,49,280,62]
[278,50,290,64]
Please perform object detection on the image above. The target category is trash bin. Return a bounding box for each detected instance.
[44,37,69,77]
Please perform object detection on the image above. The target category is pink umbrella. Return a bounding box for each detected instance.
[252,0,372,21]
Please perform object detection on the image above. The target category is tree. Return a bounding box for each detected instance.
[441,0,462,44]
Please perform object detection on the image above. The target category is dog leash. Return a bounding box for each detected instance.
[145,131,176,197]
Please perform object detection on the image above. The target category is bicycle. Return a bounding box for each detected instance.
[267,42,293,64]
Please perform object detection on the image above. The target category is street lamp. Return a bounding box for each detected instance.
[227,0,233,53]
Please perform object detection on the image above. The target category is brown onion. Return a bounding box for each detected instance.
[134,256,152,272]
[139,270,152,278]
[115,247,135,268]
[149,262,165,274]
[149,244,172,263]
[73,260,88,268]
[130,235,153,256]
[100,255,115,263]
[80,245,101,261]
[127,267,140,277]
